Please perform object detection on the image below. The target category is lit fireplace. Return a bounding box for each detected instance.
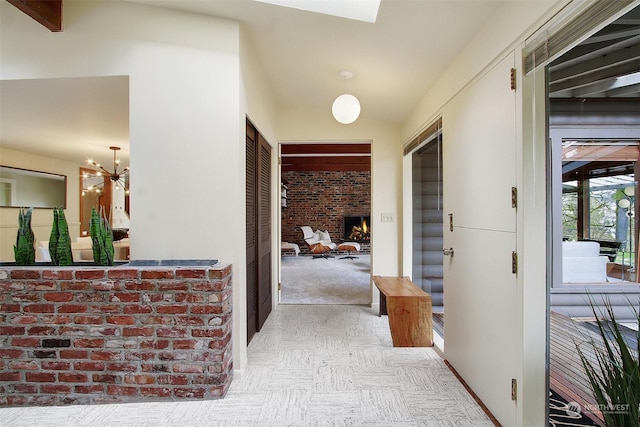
[344,215,370,242]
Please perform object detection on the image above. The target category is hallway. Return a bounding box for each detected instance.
[1,305,493,426]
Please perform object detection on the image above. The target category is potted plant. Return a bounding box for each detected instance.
[48,207,73,266]
[90,206,114,266]
[576,298,639,426]
[14,207,35,265]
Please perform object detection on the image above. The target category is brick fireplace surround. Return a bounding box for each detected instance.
[282,170,370,254]
[0,263,232,406]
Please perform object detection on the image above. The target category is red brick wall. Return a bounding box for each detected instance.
[0,263,232,406]
[282,171,370,254]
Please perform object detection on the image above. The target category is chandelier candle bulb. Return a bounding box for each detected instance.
[85,146,129,193]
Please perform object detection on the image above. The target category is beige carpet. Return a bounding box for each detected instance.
[0,305,493,426]
[280,254,371,305]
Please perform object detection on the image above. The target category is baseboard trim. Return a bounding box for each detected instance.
[444,360,502,427]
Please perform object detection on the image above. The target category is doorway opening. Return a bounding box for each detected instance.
[279,142,372,305]
[406,119,444,343]
[411,131,444,338]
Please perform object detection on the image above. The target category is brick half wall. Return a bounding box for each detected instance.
[0,263,232,406]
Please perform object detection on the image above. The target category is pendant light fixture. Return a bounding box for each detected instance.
[84,146,130,194]
[332,71,360,124]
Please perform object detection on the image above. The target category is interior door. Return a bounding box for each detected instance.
[246,122,258,344]
[257,133,272,330]
[442,53,518,426]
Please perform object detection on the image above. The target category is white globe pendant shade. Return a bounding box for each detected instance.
[618,198,631,209]
[332,93,361,124]
[624,186,635,197]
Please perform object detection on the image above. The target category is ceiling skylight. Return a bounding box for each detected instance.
[253,0,381,23]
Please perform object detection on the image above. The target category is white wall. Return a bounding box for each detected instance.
[400,1,563,426]
[1,0,242,255]
[240,34,279,145]
[0,147,80,261]
[1,0,250,368]
[238,33,280,368]
[402,0,561,143]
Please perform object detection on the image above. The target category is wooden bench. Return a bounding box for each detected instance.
[373,276,433,347]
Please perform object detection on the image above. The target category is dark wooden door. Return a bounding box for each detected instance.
[257,133,272,330]
[246,122,258,344]
[246,120,272,344]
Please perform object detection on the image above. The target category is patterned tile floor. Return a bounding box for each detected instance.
[0,305,494,426]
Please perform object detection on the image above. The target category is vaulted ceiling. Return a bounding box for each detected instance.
[1,1,638,170]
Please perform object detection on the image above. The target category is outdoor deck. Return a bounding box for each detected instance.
[432,311,639,426]
[550,311,604,425]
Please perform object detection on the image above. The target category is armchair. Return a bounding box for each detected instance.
[301,226,336,259]
[562,241,609,283]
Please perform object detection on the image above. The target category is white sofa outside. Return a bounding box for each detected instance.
[562,241,609,283]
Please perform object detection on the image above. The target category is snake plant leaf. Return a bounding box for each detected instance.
[576,297,640,427]
[49,208,60,265]
[48,207,73,266]
[55,208,73,266]
[90,206,114,266]
[14,207,35,265]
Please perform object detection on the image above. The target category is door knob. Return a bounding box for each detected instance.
[442,248,454,257]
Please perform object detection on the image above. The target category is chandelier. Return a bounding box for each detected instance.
[83,146,130,195]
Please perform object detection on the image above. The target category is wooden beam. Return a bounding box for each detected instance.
[281,156,371,172]
[282,163,370,172]
[577,174,589,239]
[550,42,640,83]
[282,143,371,155]
[562,161,635,182]
[550,60,640,93]
[563,144,639,162]
[549,34,640,72]
[7,0,62,32]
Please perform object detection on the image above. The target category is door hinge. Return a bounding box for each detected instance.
[510,68,516,90]
[448,213,454,232]
[511,378,517,401]
[511,251,518,275]
[511,187,517,209]
[278,282,282,291]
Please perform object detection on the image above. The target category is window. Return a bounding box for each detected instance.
[561,139,639,277]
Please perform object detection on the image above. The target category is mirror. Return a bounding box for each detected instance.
[0,165,66,208]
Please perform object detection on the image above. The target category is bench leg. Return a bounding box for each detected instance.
[379,293,387,317]
[386,296,433,347]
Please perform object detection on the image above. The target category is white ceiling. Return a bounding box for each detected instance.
[1,76,130,167]
[4,1,639,169]
[138,0,504,123]
[1,0,516,167]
